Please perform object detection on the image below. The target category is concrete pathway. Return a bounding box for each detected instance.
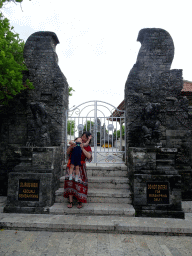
[1,229,192,255]
[1,197,192,255]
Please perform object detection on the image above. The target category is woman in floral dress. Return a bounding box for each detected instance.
[63,131,92,208]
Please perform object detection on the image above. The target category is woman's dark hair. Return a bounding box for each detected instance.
[81,131,92,145]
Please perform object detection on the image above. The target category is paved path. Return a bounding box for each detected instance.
[1,197,192,255]
[1,229,192,256]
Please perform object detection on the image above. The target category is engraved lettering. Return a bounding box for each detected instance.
[147,182,169,204]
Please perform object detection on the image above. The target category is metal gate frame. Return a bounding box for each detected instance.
[66,100,126,164]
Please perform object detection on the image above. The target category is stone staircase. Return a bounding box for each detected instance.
[49,164,135,216]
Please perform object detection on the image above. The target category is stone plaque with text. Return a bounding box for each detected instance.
[18,179,40,201]
[147,182,169,204]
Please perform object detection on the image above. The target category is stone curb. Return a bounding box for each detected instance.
[1,213,192,236]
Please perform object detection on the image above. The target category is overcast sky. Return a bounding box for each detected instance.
[2,0,192,115]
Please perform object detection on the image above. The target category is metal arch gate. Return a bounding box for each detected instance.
[66,100,125,164]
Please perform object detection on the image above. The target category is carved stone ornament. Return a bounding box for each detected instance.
[27,103,51,147]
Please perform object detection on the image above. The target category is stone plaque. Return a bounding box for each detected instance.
[18,179,40,201]
[147,182,169,204]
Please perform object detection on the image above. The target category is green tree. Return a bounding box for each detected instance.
[67,120,75,135]
[0,0,26,7]
[83,120,94,132]
[113,125,125,139]
[0,0,75,105]
[0,0,33,106]
[69,86,75,97]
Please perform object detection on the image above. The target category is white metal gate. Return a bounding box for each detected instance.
[66,100,125,164]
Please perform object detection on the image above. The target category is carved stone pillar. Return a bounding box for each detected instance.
[125,28,191,218]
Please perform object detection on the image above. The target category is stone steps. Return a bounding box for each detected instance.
[49,202,135,216]
[86,165,128,177]
[60,176,130,189]
[55,188,132,204]
[51,164,134,216]
[1,198,192,215]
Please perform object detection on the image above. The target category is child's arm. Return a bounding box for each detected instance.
[82,135,92,147]
[69,140,75,145]
[67,141,76,155]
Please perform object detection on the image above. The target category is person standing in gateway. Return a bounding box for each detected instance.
[64,132,92,209]
[68,135,92,181]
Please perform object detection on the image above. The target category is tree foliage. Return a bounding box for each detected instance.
[113,125,125,139]
[0,0,74,106]
[69,86,75,97]
[0,0,33,105]
[83,120,94,132]
[0,0,31,8]
[67,120,75,135]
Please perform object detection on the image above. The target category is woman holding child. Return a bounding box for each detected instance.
[63,131,92,209]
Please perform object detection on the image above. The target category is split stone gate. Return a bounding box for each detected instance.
[0,29,192,217]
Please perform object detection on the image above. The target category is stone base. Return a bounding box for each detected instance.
[129,147,185,219]
[134,173,184,219]
[5,172,54,212]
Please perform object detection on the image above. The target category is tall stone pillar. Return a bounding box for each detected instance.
[125,28,192,218]
[4,31,69,213]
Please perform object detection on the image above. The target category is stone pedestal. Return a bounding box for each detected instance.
[4,146,63,213]
[128,147,185,218]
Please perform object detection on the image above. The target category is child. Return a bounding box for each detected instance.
[69,135,92,181]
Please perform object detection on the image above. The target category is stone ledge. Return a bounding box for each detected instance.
[1,213,192,235]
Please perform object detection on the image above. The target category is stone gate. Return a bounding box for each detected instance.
[0,28,192,217]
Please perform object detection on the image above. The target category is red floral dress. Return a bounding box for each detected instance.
[63,145,92,203]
